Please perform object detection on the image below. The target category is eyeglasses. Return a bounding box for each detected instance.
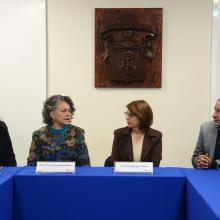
[124,112,136,118]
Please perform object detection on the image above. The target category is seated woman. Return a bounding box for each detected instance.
[0,121,17,166]
[111,100,162,166]
[27,95,90,166]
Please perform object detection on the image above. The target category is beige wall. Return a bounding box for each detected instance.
[47,0,212,167]
[0,0,46,166]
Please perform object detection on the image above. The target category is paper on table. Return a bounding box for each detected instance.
[114,162,153,174]
[36,162,75,173]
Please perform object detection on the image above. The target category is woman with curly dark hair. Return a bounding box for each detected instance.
[27,95,90,166]
[0,121,17,166]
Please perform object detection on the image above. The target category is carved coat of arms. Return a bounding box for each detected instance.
[95,8,162,88]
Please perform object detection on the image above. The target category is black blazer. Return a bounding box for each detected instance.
[0,121,17,166]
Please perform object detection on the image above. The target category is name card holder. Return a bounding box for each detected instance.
[114,162,153,174]
[36,162,75,174]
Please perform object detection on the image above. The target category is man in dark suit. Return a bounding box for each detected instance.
[0,121,17,166]
[192,98,220,169]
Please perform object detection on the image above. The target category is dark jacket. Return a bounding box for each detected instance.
[0,121,17,166]
[111,126,162,166]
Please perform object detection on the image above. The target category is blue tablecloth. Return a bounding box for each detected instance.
[183,169,220,220]
[0,167,22,220]
[14,167,186,220]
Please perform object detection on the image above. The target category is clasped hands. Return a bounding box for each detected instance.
[197,154,213,169]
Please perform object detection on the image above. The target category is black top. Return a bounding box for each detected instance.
[211,128,220,168]
[214,129,220,160]
[0,121,17,166]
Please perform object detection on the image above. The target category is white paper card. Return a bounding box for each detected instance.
[36,162,75,173]
[114,162,153,174]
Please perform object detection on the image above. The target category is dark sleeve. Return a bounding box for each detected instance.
[0,122,17,166]
[76,129,91,166]
[111,131,120,162]
[149,133,162,167]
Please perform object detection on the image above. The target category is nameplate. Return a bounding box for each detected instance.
[114,162,153,174]
[36,162,75,173]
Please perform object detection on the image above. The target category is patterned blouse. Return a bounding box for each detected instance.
[27,124,90,166]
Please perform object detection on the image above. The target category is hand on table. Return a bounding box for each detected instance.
[197,154,213,169]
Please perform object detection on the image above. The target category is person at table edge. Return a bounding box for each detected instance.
[192,97,220,169]
[0,120,17,166]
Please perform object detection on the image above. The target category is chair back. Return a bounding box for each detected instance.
[104,156,114,167]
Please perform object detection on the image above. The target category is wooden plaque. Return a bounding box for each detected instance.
[95,8,162,88]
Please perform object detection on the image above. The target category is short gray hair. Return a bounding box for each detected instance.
[42,95,75,125]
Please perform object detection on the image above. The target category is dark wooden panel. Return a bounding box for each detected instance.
[95,8,162,88]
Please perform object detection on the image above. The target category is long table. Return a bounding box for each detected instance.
[14,167,186,220]
[183,169,220,220]
[0,167,21,220]
[2,167,220,220]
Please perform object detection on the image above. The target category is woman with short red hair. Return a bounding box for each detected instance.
[111,100,162,166]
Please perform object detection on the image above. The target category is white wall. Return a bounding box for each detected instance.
[0,0,211,167]
[211,0,220,110]
[47,0,212,167]
[0,0,46,165]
